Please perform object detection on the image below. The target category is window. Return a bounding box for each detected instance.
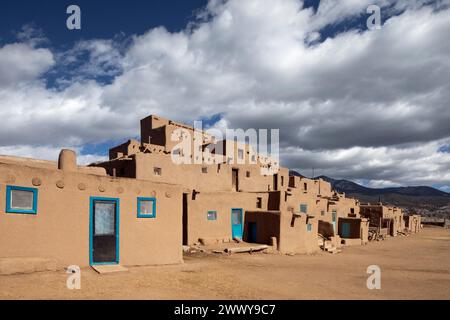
[207,210,217,221]
[350,208,355,214]
[300,204,308,214]
[307,224,312,232]
[137,197,156,218]
[303,183,308,191]
[6,186,38,214]
[94,201,116,235]
[238,149,244,160]
[256,197,262,209]
[202,167,208,174]
[251,155,256,162]
[332,210,337,222]
[281,176,284,186]
[154,167,162,176]
[246,171,251,178]
[321,210,325,216]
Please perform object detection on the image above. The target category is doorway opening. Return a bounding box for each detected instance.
[232,169,239,192]
[273,174,278,191]
[90,197,119,265]
[182,193,189,246]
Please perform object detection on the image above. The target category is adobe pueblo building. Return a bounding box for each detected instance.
[0,115,422,270]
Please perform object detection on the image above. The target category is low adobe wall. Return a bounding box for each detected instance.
[278,211,319,255]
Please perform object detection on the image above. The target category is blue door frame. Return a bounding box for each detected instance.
[231,208,243,239]
[89,197,120,266]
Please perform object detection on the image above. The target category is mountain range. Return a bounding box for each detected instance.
[289,171,450,213]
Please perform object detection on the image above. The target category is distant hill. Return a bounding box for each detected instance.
[289,171,450,212]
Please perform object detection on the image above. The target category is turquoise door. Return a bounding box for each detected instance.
[341,222,351,238]
[231,208,243,239]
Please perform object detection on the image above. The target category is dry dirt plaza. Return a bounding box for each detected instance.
[0,227,449,300]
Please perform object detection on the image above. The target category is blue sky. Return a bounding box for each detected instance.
[0,0,208,157]
[0,0,449,190]
[0,1,207,46]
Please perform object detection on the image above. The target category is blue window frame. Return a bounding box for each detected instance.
[307,224,312,232]
[300,204,308,214]
[5,186,38,215]
[207,210,217,221]
[137,197,156,218]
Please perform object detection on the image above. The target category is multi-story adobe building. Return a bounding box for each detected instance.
[360,203,408,237]
[0,115,419,270]
[95,115,370,254]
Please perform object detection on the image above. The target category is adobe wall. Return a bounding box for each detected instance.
[134,153,231,191]
[0,162,183,268]
[278,210,319,254]
[288,176,330,196]
[337,217,368,243]
[405,215,421,233]
[338,218,360,239]
[114,152,287,193]
[361,204,405,235]
[185,191,279,245]
[245,211,280,245]
[361,218,369,244]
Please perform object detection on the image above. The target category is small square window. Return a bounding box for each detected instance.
[251,155,256,162]
[321,210,325,216]
[154,167,162,176]
[246,171,251,178]
[6,186,38,214]
[137,197,156,218]
[207,210,217,221]
[300,204,308,214]
[202,167,208,174]
[256,197,262,209]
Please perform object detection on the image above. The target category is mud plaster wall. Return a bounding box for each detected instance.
[278,211,319,254]
[0,163,183,268]
[244,211,280,245]
[186,191,275,245]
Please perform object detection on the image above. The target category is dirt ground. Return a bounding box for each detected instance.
[1,226,449,300]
